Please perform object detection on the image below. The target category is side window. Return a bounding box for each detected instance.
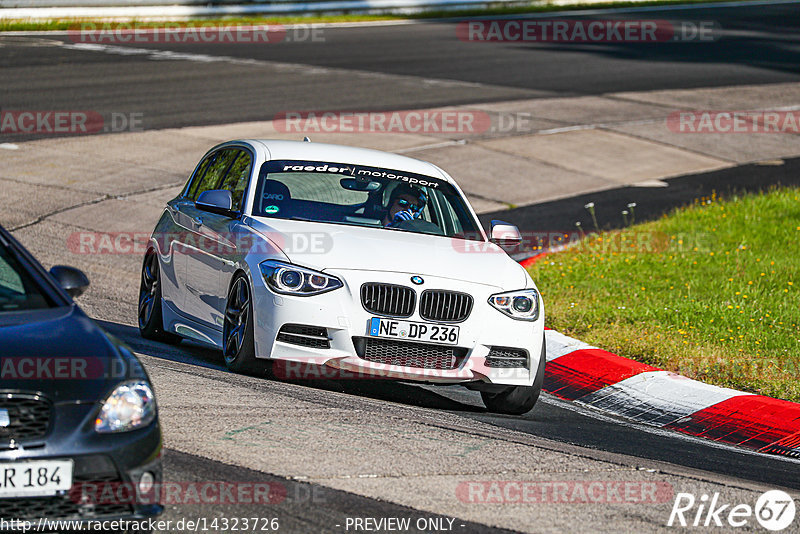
[0,247,50,311]
[187,149,237,201]
[432,189,462,234]
[218,150,252,211]
[0,252,25,296]
[185,154,215,200]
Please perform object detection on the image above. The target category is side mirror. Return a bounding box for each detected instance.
[49,265,90,298]
[489,220,522,246]
[196,190,236,217]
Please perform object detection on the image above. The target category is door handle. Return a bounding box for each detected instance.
[192,216,203,226]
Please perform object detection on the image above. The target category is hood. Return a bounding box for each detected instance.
[249,217,529,290]
[0,306,135,403]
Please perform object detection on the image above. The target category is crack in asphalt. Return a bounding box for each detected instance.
[8,180,183,232]
[10,194,114,232]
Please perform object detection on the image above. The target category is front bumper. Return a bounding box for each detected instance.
[251,268,544,387]
[0,400,163,526]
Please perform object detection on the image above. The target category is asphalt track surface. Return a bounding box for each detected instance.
[478,155,800,231]
[1,2,800,139]
[99,257,800,493]
[160,450,519,534]
[97,316,799,531]
[2,2,800,531]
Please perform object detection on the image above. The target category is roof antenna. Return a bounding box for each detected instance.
[303,136,311,142]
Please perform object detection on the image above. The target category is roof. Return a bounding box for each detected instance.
[247,139,452,183]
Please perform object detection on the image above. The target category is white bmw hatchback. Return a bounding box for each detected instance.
[139,139,545,414]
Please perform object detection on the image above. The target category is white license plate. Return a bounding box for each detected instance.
[368,317,459,345]
[0,460,73,498]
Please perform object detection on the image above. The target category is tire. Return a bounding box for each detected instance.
[138,250,181,345]
[222,273,262,374]
[481,335,546,415]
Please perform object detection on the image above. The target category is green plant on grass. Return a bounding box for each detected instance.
[528,187,800,402]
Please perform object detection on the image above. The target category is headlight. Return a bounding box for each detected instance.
[95,380,156,433]
[260,260,343,296]
[488,289,540,321]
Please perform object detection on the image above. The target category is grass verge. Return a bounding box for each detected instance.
[528,187,800,402]
[1,0,751,32]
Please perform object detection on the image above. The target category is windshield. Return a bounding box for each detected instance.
[0,243,53,312]
[253,160,483,240]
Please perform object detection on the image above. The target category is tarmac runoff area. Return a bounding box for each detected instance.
[2,81,800,532]
[3,81,800,231]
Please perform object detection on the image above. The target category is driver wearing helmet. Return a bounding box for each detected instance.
[382,184,428,228]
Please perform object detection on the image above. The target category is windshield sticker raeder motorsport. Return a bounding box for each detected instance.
[265,160,442,188]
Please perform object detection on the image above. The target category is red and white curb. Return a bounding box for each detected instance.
[542,328,800,459]
[519,249,800,458]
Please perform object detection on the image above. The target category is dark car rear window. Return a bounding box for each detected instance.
[0,245,52,312]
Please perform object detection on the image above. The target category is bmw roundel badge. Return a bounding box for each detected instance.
[411,276,424,285]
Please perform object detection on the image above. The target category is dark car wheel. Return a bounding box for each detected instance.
[138,250,181,344]
[481,335,546,415]
[223,273,262,374]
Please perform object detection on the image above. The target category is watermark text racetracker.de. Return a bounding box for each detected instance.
[453,230,722,255]
[271,356,532,381]
[67,230,724,257]
[70,480,290,506]
[667,110,800,133]
[67,231,334,256]
[68,23,324,44]
[1,356,106,380]
[275,110,491,135]
[274,109,549,135]
[1,354,148,380]
[0,110,143,135]
[457,19,719,42]
[457,480,674,504]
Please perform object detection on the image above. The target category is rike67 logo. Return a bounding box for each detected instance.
[668,490,796,531]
